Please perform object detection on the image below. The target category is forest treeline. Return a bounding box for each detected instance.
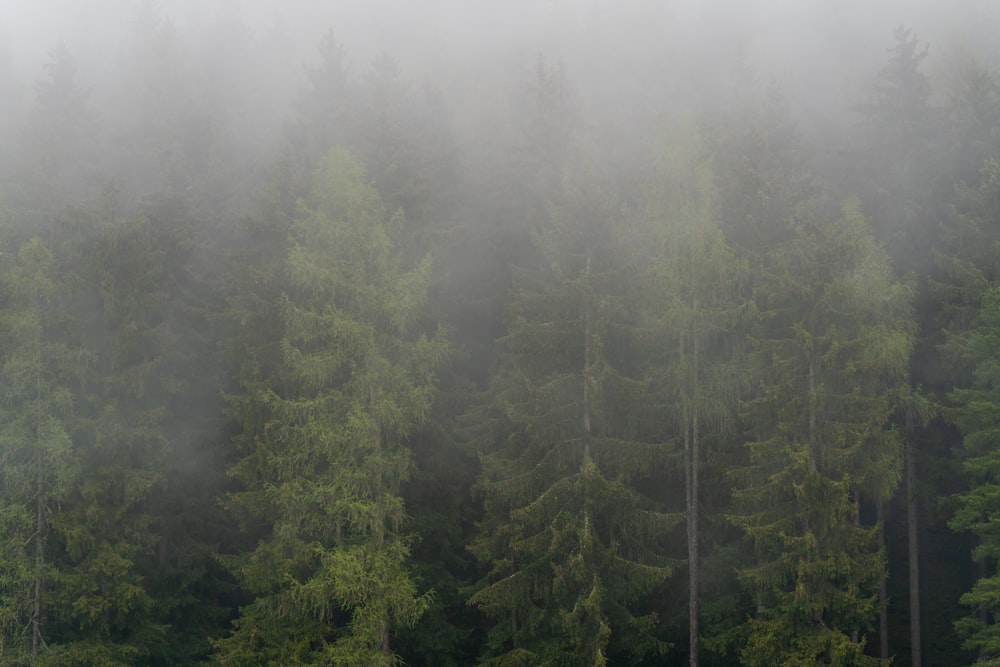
[2,7,1000,666]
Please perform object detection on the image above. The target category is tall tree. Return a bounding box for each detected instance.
[857,30,941,664]
[0,238,78,663]
[467,60,673,666]
[217,148,447,665]
[35,191,214,665]
[17,42,97,229]
[859,26,938,269]
[946,285,1000,666]
[938,95,1000,664]
[641,124,744,667]
[286,31,354,172]
[731,199,914,666]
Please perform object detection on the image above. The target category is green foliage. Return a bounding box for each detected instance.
[217,148,447,665]
[1,14,999,666]
[731,199,914,665]
[639,121,750,663]
[35,194,221,664]
[947,287,1000,663]
[468,67,674,662]
[0,238,79,663]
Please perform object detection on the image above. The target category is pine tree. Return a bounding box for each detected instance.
[939,87,1000,663]
[859,25,939,269]
[468,179,674,666]
[217,148,447,665]
[286,31,354,172]
[640,124,745,667]
[731,199,914,666]
[0,238,78,663]
[946,286,1000,666]
[16,42,97,228]
[859,29,955,666]
[38,194,207,665]
[467,62,674,662]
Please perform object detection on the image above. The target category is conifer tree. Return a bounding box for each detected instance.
[17,42,97,227]
[287,31,354,171]
[731,200,914,666]
[467,61,673,664]
[939,100,1000,664]
[946,286,1000,665]
[640,125,745,667]
[36,192,210,665]
[0,238,78,663]
[468,176,674,666]
[217,148,446,665]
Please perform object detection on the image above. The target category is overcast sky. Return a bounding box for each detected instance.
[2,0,998,138]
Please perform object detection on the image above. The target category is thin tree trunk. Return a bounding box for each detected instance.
[370,360,391,660]
[583,251,591,452]
[808,357,817,474]
[688,334,700,667]
[907,435,921,667]
[32,463,44,655]
[32,362,46,657]
[877,497,889,660]
[852,494,861,645]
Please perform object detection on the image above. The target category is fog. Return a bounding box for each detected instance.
[4,1,996,120]
[2,1,996,195]
[2,1,1000,665]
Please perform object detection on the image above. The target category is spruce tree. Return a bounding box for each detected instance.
[640,124,745,667]
[946,286,1000,666]
[467,62,674,661]
[40,202,177,665]
[731,200,914,666]
[468,177,674,666]
[217,148,447,665]
[16,42,97,229]
[0,238,78,663]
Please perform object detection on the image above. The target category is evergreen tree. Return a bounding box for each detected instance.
[217,148,447,665]
[467,63,673,663]
[731,200,914,666]
[640,124,745,667]
[946,286,1000,666]
[468,176,674,666]
[287,31,354,172]
[16,42,97,228]
[858,25,940,270]
[38,194,205,665]
[0,238,78,663]
[939,81,1000,664]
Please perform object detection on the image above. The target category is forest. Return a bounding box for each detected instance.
[1,0,1000,665]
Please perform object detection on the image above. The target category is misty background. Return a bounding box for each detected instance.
[2,1,1000,666]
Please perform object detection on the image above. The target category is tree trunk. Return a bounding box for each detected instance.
[688,335,700,667]
[32,463,44,655]
[583,251,591,452]
[852,495,861,645]
[877,497,889,660]
[808,357,817,474]
[906,410,921,667]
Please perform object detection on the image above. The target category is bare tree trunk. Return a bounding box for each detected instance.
[907,436,921,667]
[32,464,44,655]
[688,335,700,667]
[852,495,861,644]
[583,251,592,453]
[808,357,817,474]
[877,497,889,660]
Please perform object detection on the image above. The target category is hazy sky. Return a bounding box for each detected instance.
[3,1,993,75]
[2,0,998,136]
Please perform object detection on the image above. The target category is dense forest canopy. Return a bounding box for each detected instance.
[2,1,1000,665]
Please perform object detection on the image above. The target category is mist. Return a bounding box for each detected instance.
[1,1,999,665]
